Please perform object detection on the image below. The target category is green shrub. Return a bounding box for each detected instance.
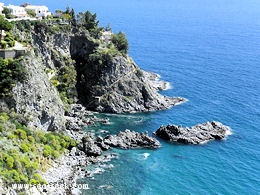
[0,124,3,132]
[0,15,13,31]
[1,40,7,49]
[0,112,9,122]
[43,145,53,157]
[0,111,77,185]
[26,9,36,17]
[21,143,29,152]
[2,8,14,19]
[14,129,27,140]
[0,58,27,97]
[111,32,129,55]
[28,136,35,143]
[2,170,20,182]
[3,154,14,168]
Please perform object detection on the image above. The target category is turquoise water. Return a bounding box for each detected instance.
[8,0,260,194]
[81,1,260,194]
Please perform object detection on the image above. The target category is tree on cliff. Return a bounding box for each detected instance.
[2,7,13,19]
[111,32,129,55]
[0,16,13,31]
[83,11,99,30]
[70,8,76,26]
[77,10,101,38]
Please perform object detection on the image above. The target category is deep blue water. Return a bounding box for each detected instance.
[7,0,260,194]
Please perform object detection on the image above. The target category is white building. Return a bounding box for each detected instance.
[5,5,28,18]
[25,5,51,18]
[0,3,4,15]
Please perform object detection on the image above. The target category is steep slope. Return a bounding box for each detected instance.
[8,19,185,132]
[70,31,185,113]
[11,51,66,131]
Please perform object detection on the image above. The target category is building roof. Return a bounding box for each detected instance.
[25,5,49,10]
[6,5,25,10]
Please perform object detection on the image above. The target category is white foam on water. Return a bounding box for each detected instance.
[164,82,172,90]
[225,127,233,136]
[143,153,150,159]
[137,153,150,161]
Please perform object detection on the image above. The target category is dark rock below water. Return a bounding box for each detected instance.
[103,129,161,149]
[154,121,231,144]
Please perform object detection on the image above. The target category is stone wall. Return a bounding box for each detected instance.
[0,49,26,59]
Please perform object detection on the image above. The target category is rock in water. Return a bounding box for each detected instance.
[82,136,102,157]
[103,129,161,149]
[154,121,231,144]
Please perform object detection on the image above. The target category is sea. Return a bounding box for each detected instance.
[7,0,260,194]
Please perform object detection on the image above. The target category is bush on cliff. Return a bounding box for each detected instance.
[111,32,129,55]
[0,15,13,31]
[0,58,27,97]
[2,8,14,19]
[77,10,103,38]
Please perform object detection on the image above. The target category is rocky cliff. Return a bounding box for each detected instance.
[7,20,185,131]
[70,30,185,113]
[11,51,66,131]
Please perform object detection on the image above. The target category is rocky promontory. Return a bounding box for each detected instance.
[70,31,186,113]
[154,121,231,144]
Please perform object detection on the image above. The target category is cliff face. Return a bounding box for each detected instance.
[7,23,184,131]
[11,51,66,131]
[75,54,183,113]
[7,26,74,131]
[70,31,185,113]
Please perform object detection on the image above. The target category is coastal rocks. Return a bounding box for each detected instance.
[82,136,102,157]
[96,136,110,151]
[65,104,93,132]
[143,71,171,91]
[154,121,231,144]
[103,129,161,149]
[80,130,160,157]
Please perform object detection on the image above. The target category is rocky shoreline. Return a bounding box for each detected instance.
[1,103,232,195]
[39,104,160,194]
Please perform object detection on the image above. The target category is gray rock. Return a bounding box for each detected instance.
[96,141,110,151]
[82,136,102,157]
[154,121,231,144]
[103,129,161,149]
[69,31,186,113]
[69,147,78,156]
[10,51,66,131]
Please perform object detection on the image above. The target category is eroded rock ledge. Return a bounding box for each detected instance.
[154,121,231,144]
[102,129,161,149]
[81,129,160,157]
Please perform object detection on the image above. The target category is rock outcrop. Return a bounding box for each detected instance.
[79,129,160,158]
[154,121,231,144]
[103,129,161,149]
[70,31,186,113]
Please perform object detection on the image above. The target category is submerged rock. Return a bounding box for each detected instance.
[154,121,231,144]
[103,129,161,149]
